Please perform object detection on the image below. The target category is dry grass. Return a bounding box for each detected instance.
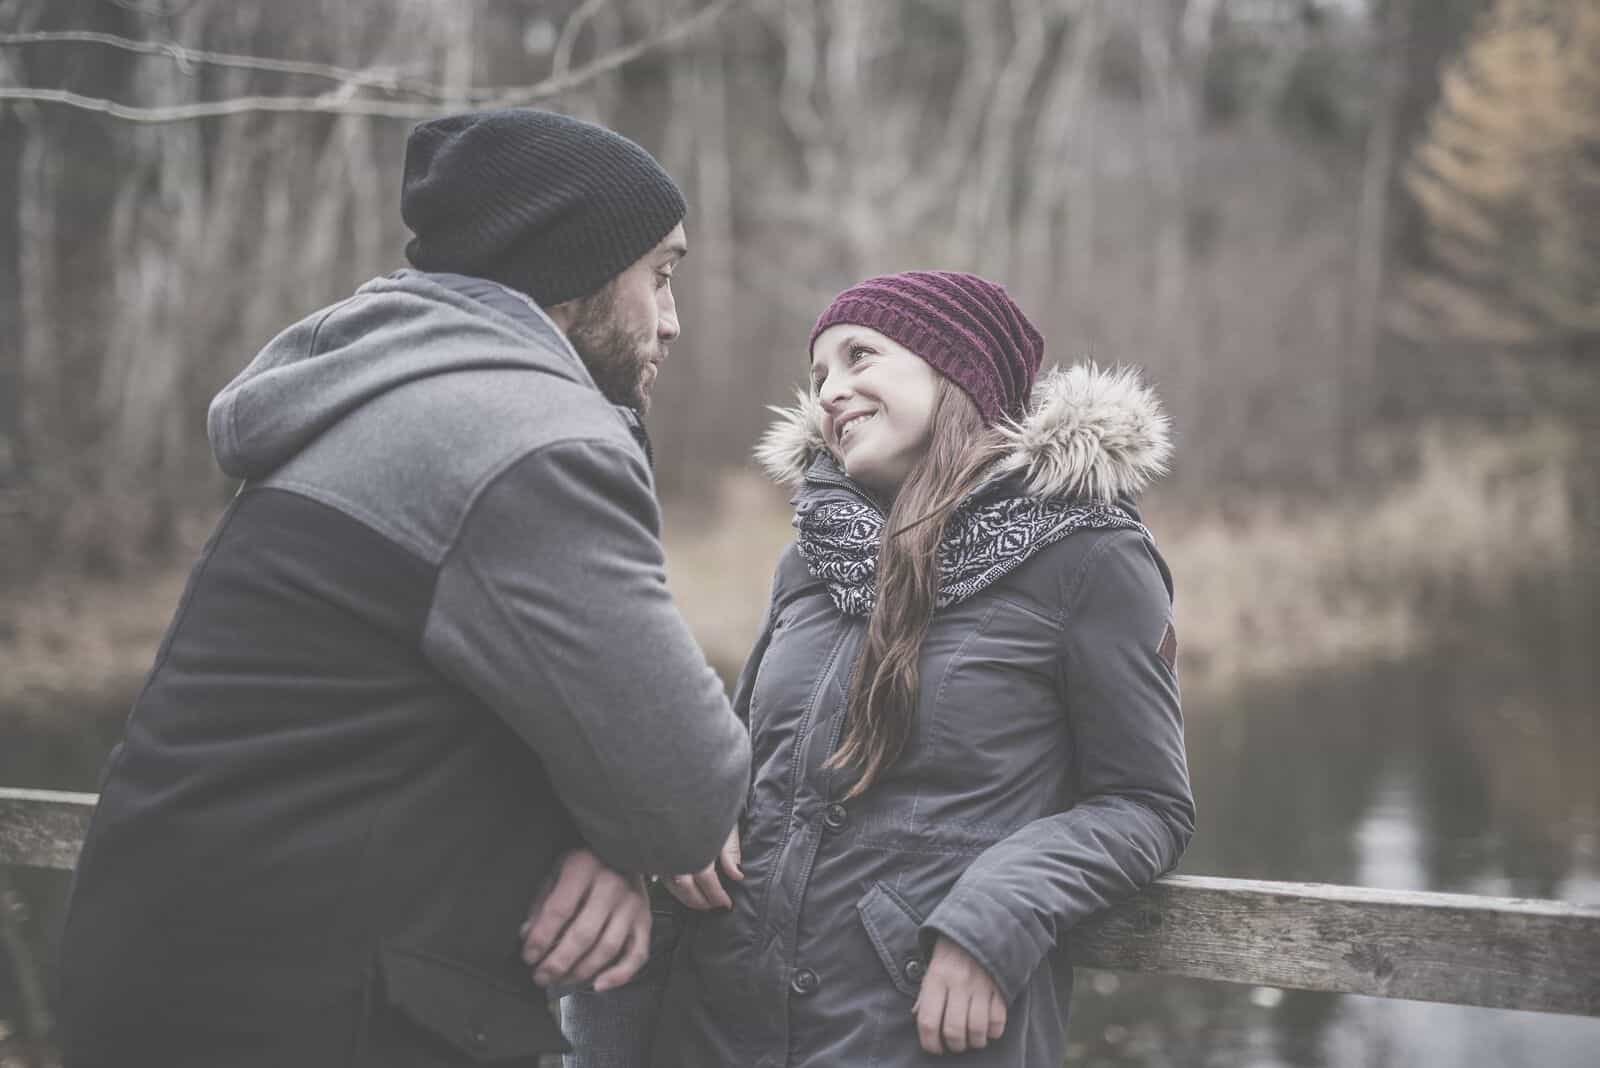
[661,473,799,681]
[0,566,191,718]
[1154,421,1583,694]
[663,422,1588,696]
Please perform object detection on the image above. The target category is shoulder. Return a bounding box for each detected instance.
[266,373,644,568]
[770,541,825,606]
[996,525,1171,622]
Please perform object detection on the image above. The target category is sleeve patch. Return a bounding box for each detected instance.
[1157,621,1178,671]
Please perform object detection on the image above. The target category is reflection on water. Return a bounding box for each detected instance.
[1329,772,1600,1068]
[1,572,1597,1065]
[1068,567,1600,1067]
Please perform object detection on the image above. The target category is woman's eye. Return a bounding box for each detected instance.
[848,346,871,363]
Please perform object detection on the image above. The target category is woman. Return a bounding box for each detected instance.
[645,270,1194,1066]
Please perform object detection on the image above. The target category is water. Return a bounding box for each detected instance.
[1,575,1596,1065]
[1065,571,1600,1066]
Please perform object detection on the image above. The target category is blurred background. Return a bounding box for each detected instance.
[0,0,1596,1064]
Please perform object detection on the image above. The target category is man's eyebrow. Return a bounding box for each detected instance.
[659,240,688,262]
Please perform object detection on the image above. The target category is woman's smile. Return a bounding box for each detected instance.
[835,408,881,448]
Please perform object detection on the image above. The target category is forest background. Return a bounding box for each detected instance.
[0,1,1596,1066]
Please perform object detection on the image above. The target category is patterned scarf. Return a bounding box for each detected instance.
[795,492,1149,617]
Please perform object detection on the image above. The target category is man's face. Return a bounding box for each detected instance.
[563,223,687,414]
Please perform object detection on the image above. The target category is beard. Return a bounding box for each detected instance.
[564,285,660,414]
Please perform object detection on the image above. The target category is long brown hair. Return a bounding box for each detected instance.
[826,377,1010,797]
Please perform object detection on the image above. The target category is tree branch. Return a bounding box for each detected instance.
[0,30,460,99]
[0,0,735,123]
[104,0,198,16]
[553,0,613,80]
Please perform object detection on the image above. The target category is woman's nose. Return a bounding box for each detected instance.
[818,374,851,413]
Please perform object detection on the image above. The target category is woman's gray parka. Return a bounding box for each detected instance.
[650,366,1195,1068]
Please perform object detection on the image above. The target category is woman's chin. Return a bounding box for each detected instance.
[844,459,900,499]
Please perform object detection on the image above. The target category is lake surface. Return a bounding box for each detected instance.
[2,571,1596,1066]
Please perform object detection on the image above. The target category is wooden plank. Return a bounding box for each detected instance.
[3,789,1598,1016]
[1068,874,1600,1017]
[0,787,96,871]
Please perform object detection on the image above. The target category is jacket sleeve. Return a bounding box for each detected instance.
[729,546,802,726]
[421,439,751,878]
[920,529,1195,1001]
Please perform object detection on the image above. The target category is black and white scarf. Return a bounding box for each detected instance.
[795,493,1149,617]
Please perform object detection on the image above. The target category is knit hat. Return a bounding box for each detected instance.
[808,271,1044,425]
[401,109,686,307]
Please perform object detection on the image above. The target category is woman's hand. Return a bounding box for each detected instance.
[660,827,744,910]
[913,936,1007,1055]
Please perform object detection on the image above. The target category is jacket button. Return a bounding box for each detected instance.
[790,967,820,996]
[466,1027,490,1052]
[903,958,926,984]
[823,803,849,832]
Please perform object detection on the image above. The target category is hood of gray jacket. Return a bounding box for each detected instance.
[753,363,1174,503]
[208,271,595,481]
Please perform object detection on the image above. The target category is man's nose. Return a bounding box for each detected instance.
[658,295,680,343]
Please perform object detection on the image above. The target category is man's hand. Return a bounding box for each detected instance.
[520,848,650,993]
[660,827,743,911]
[912,936,1007,1055]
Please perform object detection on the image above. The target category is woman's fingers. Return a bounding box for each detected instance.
[663,873,711,911]
[914,978,948,1055]
[718,829,744,881]
[693,866,733,910]
[988,990,1007,1039]
[662,857,736,911]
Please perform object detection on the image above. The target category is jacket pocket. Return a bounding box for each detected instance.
[377,944,571,1062]
[855,882,928,999]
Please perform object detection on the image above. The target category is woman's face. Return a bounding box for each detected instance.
[810,324,940,497]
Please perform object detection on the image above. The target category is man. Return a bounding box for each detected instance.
[57,109,750,1067]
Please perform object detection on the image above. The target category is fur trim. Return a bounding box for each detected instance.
[754,363,1172,502]
[991,364,1172,502]
[754,389,829,486]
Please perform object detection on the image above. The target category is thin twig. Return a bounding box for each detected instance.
[487,0,734,107]
[0,30,459,99]
[0,85,441,121]
[552,0,612,79]
[0,0,735,123]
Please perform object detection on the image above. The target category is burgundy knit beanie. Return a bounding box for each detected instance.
[808,271,1044,425]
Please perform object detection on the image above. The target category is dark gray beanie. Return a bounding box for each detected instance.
[401,109,686,307]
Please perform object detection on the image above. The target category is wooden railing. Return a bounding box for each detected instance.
[3,786,1598,1017]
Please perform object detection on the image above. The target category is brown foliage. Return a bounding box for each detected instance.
[1395,0,1600,349]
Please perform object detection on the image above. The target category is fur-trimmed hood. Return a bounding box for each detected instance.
[754,363,1173,503]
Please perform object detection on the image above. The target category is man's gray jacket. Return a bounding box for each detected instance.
[57,271,750,1066]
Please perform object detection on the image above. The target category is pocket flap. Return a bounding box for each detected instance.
[856,883,927,999]
[379,945,571,1061]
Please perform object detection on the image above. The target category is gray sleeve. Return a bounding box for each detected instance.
[729,551,795,725]
[421,439,750,877]
[921,530,1195,1001]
